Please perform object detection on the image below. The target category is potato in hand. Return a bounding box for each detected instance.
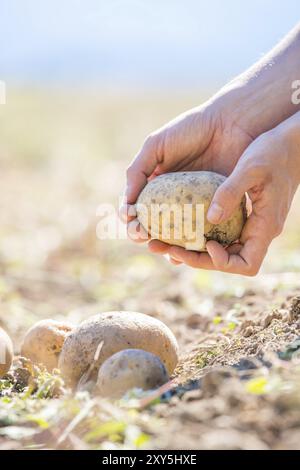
[137,171,246,251]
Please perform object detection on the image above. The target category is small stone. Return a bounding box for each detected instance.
[233,357,258,372]
[241,319,256,331]
[186,313,206,329]
[243,326,254,337]
[263,310,282,328]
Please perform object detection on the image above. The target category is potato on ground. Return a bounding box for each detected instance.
[21,319,74,372]
[97,348,169,398]
[137,171,247,251]
[58,311,178,388]
[0,327,13,377]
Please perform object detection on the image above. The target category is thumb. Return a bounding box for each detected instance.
[207,165,253,224]
[126,135,161,204]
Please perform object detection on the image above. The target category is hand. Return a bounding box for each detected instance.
[121,23,300,274]
[121,97,254,243]
[122,22,300,228]
[153,118,300,275]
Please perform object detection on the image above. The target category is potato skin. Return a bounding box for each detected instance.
[0,327,13,378]
[97,348,169,398]
[21,319,73,372]
[58,311,178,388]
[137,171,247,251]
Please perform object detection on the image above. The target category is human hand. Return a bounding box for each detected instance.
[121,97,254,241]
[121,21,300,235]
[120,23,300,274]
[152,116,300,275]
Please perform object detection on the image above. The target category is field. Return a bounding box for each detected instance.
[0,89,300,450]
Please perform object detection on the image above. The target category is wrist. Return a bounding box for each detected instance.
[210,79,281,140]
[208,24,300,142]
[210,68,300,141]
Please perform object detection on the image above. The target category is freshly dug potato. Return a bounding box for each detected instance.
[137,171,247,251]
[59,311,178,388]
[21,319,74,372]
[0,327,13,377]
[97,348,169,398]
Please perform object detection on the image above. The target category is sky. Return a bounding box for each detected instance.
[0,0,299,89]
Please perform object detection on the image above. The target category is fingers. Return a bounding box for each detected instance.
[207,154,262,224]
[168,256,183,265]
[126,135,161,205]
[157,236,267,276]
[206,240,267,276]
[127,219,150,243]
[167,246,215,270]
[150,240,225,269]
[148,239,170,254]
[207,173,249,225]
[205,212,270,275]
[120,135,161,230]
[148,210,270,275]
[119,202,136,224]
[148,240,182,264]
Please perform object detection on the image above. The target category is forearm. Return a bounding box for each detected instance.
[213,23,300,138]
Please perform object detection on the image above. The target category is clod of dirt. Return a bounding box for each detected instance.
[240,319,256,331]
[243,326,254,338]
[186,313,208,329]
[289,296,300,322]
[263,310,283,328]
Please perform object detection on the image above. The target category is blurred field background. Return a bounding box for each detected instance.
[1,0,300,450]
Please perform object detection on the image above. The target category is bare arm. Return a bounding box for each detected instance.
[122,23,300,275]
[214,22,300,139]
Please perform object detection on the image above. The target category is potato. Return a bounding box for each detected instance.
[97,348,169,398]
[136,171,246,251]
[0,327,13,377]
[58,311,178,388]
[21,319,74,372]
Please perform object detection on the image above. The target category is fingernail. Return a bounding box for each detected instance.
[207,203,224,224]
[170,255,182,262]
[169,249,182,261]
[119,202,137,222]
